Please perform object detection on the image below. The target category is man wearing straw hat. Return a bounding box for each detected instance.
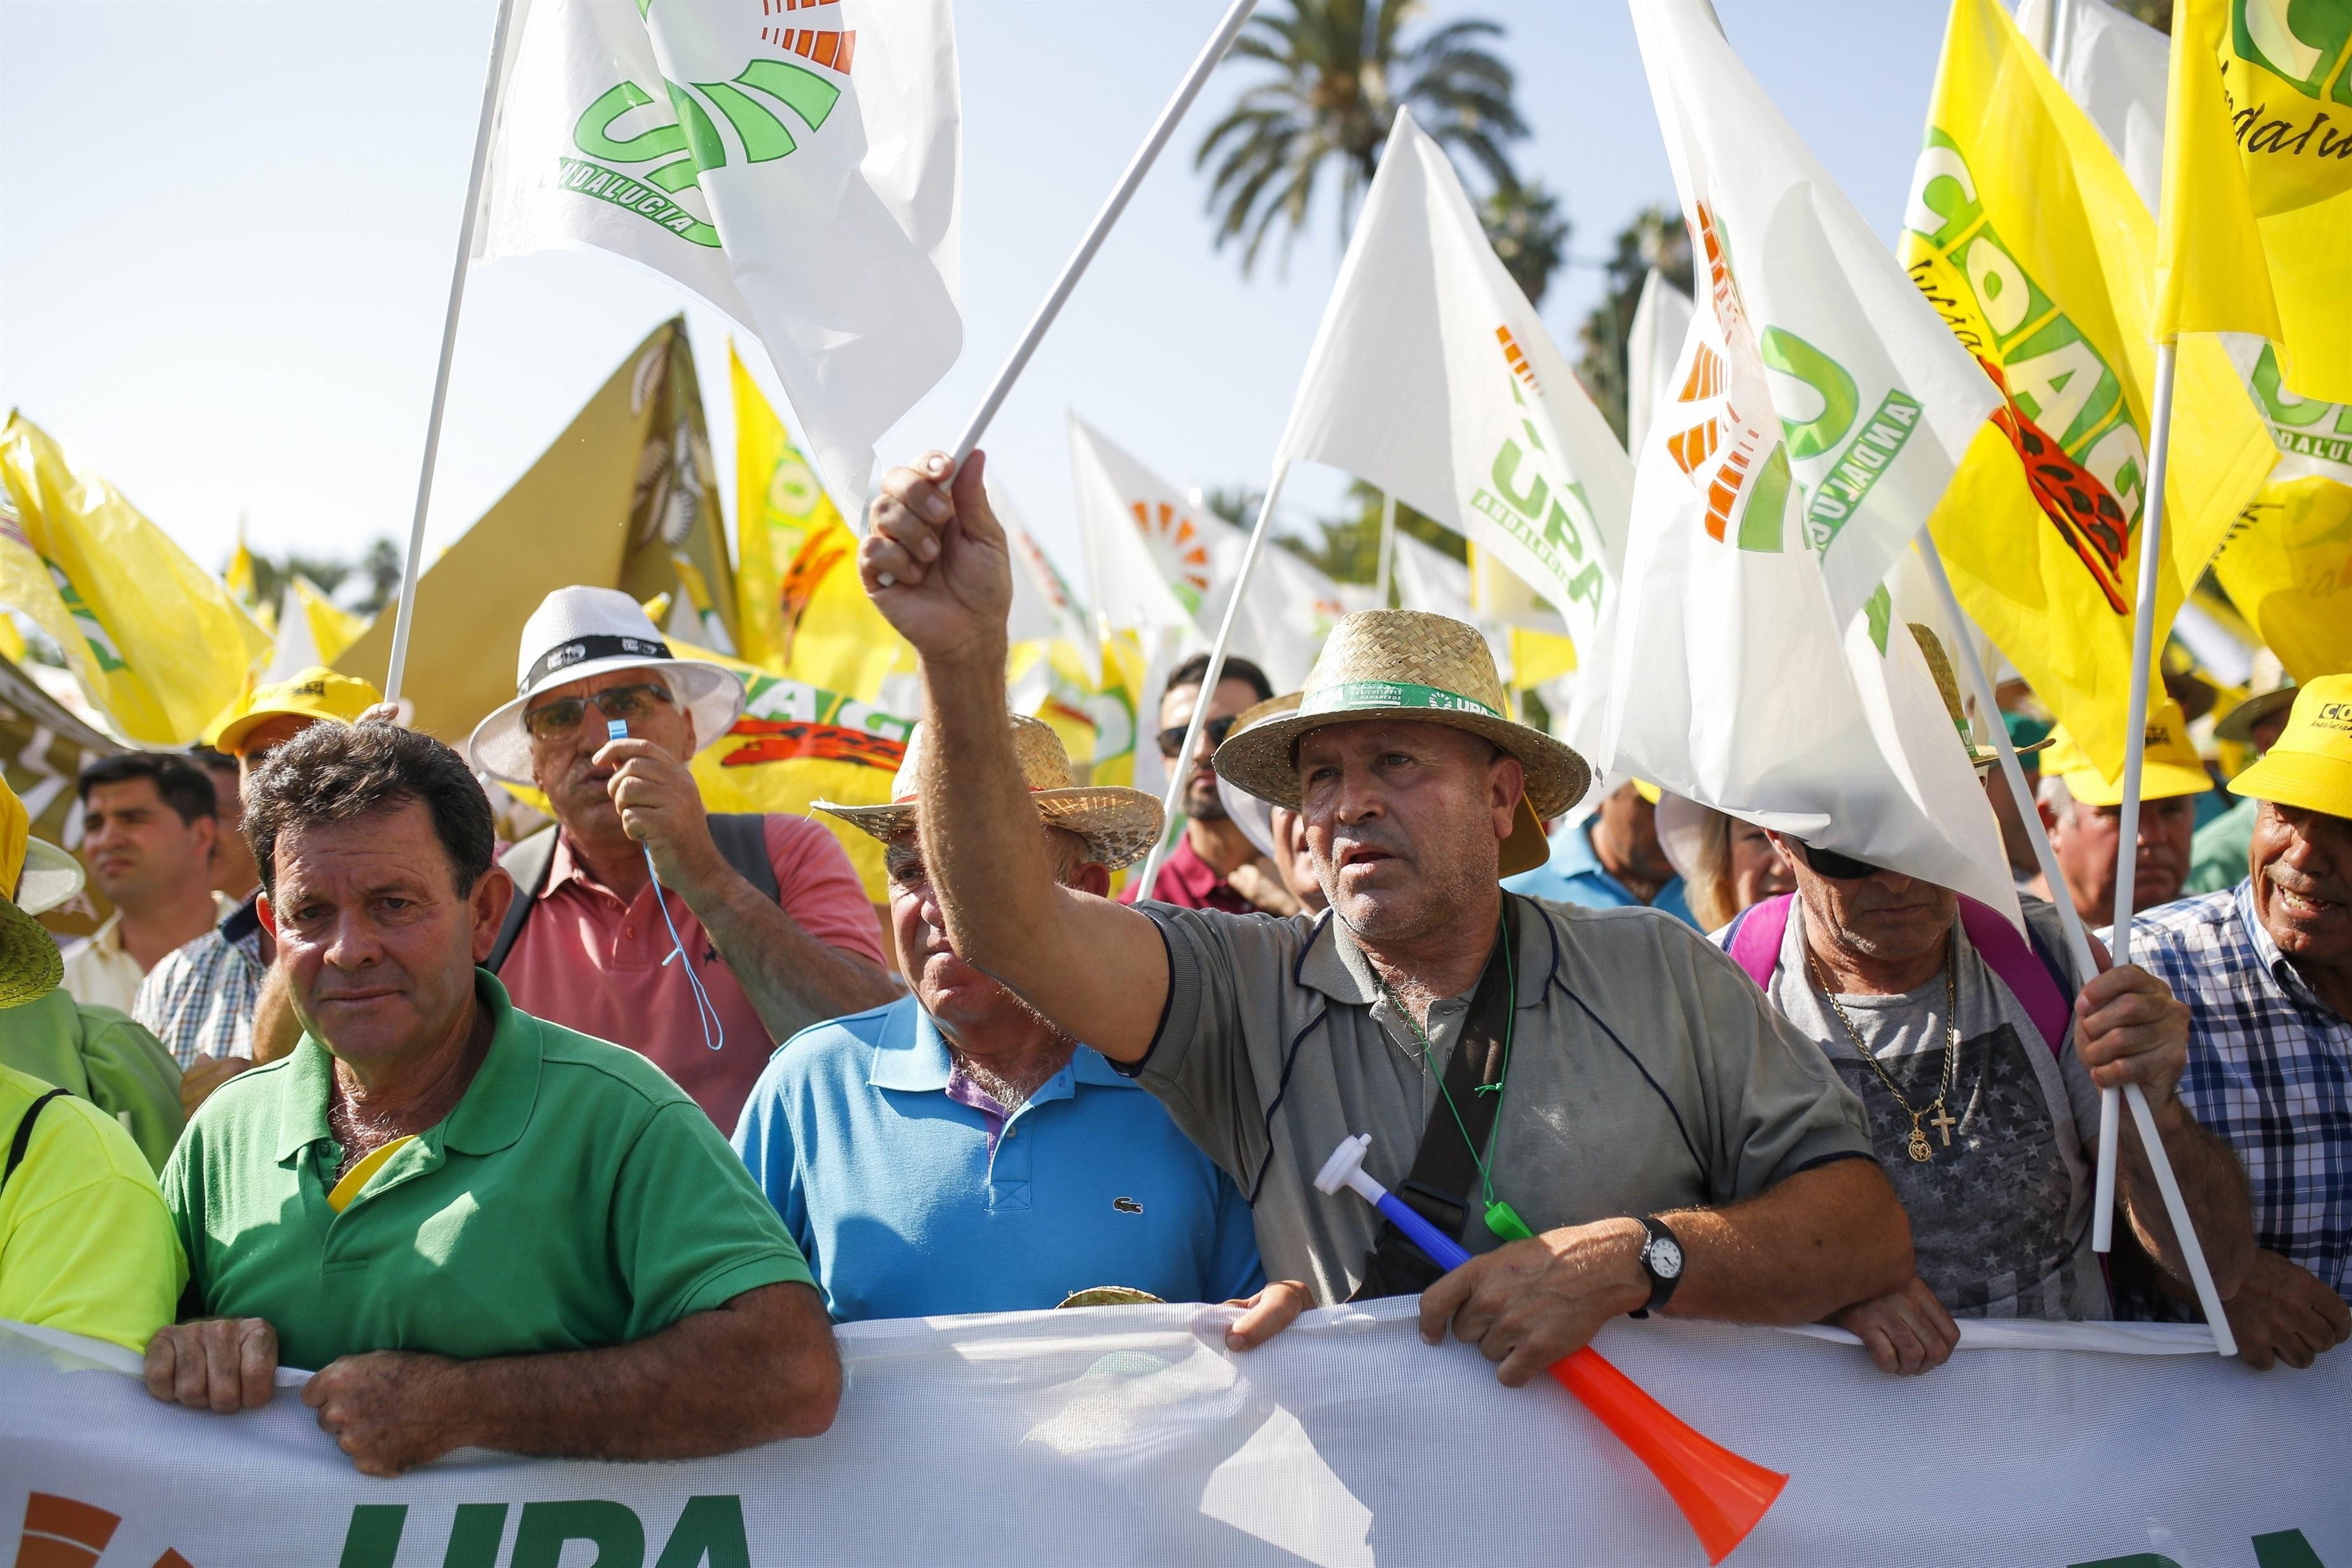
[859,454,1914,1384]
[466,587,898,1129]
[1720,628,2252,1376]
[0,775,184,1354]
[2123,676,2352,1369]
[734,714,1292,1332]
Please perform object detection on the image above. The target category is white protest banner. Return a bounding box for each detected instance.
[1626,269,1695,459]
[1273,110,1632,702]
[1630,0,1999,634]
[6,1307,2345,1567]
[477,0,961,513]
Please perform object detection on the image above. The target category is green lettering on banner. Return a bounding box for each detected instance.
[1760,326,1859,461]
[554,158,720,248]
[336,1504,408,1568]
[1802,392,1924,556]
[446,1503,511,1568]
[510,1499,645,1568]
[1740,444,1793,553]
[652,1496,754,1568]
[1863,583,1892,657]
[2250,1528,2328,1568]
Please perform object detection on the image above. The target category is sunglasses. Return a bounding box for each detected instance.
[1788,838,1884,881]
[1158,714,1238,759]
[523,683,676,740]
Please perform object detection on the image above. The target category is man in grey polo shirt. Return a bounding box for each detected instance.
[857,451,1913,1385]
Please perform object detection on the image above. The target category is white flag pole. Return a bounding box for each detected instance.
[1374,489,1398,607]
[1917,528,2234,1355]
[383,0,517,706]
[1133,461,1293,898]
[2097,342,2179,1251]
[948,0,1254,466]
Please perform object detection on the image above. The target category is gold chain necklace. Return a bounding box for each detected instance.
[1807,950,1962,1164]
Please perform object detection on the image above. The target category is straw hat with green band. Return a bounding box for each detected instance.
[1906,623,2050,772]
[1,775,84,1007]
[1211,610,1587,880]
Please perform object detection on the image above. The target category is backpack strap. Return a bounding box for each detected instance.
[1726,893,1796,992]
[487,814,782,975]
[486,826,559,974]
[706,813,780,904]
[1957,896,2072,1058]
[3,1089,68,1194]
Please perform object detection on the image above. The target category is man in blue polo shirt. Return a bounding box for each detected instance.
[1505,779,1695,927]
[738,716,1296,1335]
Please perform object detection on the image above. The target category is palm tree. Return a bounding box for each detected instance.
[1194,0,1525,277]
[1477,177,1569,307]
[1575,206,1695,444]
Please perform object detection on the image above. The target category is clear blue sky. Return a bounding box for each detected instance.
[0,0,1950,597]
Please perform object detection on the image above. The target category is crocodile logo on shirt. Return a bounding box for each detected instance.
[1112,1196,1144,1215]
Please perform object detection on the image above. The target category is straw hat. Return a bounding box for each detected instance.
[1214,692,1300,862]
[1210,611,1583,878]
[209,666,382,755]
[1,776,83,1008]
[1908,624,2050,771]
[818,714,1165,869]
[2215,649,2296,747]
[467,587,745,785]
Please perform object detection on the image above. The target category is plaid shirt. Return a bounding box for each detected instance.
[2123,883,2352,1306]
[133,894,266,1069]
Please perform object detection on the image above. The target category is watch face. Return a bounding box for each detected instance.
[1646,1236,1684,1279]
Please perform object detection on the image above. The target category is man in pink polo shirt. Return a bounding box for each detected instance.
[467,589,899,1128]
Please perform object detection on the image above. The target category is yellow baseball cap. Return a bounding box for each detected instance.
[2,775,84,1007]
[209,667,381,756]
[2039,697,2212,807]
[2226,675,2352,819]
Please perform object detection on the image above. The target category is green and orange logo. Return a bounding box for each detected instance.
[560,1,861,249]
[1130,499,1214,616]
[16,1491,193,1567]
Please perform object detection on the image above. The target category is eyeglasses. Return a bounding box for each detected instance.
[1789,838,1884,881]
[1158,714,1238,759]
[523,683,675,740]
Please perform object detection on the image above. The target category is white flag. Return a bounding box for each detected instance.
[1067,418,1356,689]
[1626,269,1696,458]
[1271,111,1632,681]
[2016,0,2168,214]
[1632,0,1999,633]
[1603,259,2019,919]
[477,0,961,514]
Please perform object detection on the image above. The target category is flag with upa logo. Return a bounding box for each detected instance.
[477,0,961,513]
[1271,109,1630,724]
[1606,0,2018,920]
[1627,0,1999,637]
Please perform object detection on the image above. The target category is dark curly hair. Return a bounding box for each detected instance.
[244,723,495,901]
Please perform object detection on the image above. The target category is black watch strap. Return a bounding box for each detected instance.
[1631,1215,1684,1319]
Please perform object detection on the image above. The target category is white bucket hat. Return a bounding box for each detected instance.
[465,587,745,785]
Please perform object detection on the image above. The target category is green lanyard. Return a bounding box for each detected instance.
[1381,914,1536,1246]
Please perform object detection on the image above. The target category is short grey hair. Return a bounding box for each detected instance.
[2037,772,2078,827]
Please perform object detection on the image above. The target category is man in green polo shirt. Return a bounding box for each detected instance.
[147,723,838,1475]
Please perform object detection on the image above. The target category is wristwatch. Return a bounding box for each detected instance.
[1630,1215,1684,1319]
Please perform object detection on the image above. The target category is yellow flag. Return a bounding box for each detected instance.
[2156,0,2352,404]
[337,319,728,745]
[1903,0,2277,775]
[1007,637,1100,770]
[0,412,270,745]
[2213,474,2352,682]
[730,343,913,699]
[660,627,911,904]
[289,575,365,666]
[224,521,259,610]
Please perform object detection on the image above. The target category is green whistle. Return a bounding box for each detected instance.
[1484,1199,1535,1244]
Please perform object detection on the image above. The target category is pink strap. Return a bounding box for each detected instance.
[1727,894,1795,992]
[1729,892,2068,1056]
[1957,896,2071,1058]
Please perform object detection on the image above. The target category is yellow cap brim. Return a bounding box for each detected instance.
[2058,761,2212,808]
[2226,748,2352,819]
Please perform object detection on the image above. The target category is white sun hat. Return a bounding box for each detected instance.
[465,587,746,785]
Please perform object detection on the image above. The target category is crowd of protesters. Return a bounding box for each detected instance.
[1,449,2346,1475]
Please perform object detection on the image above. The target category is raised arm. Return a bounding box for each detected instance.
[860,451,1170,1061]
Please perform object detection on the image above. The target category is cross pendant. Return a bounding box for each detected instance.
[1929,1107,1957,1146]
